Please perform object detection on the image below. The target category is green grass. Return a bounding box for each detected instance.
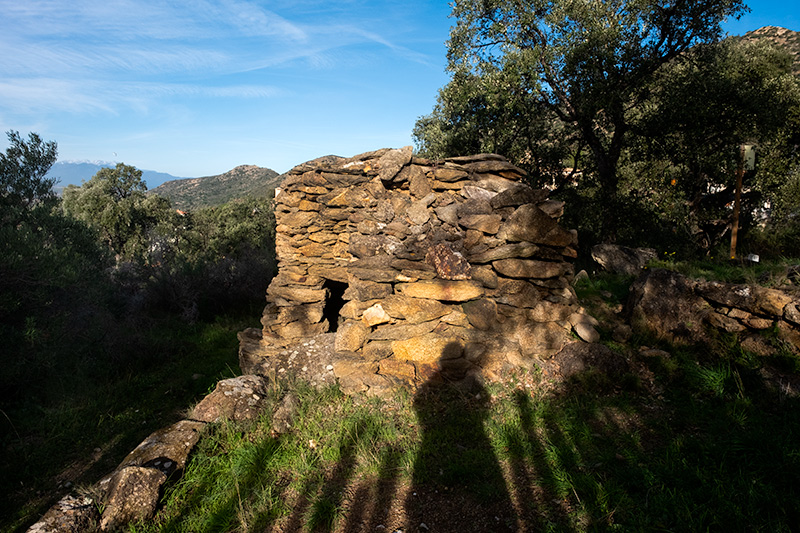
[0,313,252,533]
[9,266,800,532]
[647,254,800,286]
[126,331,800,532]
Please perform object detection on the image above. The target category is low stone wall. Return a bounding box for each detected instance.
[628,268,800,354]
[240,147,598,393]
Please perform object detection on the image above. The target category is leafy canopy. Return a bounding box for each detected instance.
[0,131,58,214]
[420,0,748,240]
[63,163,173,259]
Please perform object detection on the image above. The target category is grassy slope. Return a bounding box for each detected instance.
[128,272,800,533]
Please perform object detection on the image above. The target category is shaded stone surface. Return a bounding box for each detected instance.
[628,269,708,344]
[591,244,656,276]
[628,268,800,351]
[27,495,99,533]
[243,149,591,395]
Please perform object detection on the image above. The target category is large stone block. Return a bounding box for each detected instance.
[396,280,484,302]
[459,214,502,234]
[497,203,573,246]
[100,467,166,531]
[391,334,462,364]
[191,375,269,423]
[349,234,403,258]
[493,258,572,279]
[335,321,370,352]
[381,294,452,324]
[343,279,393,301]
[369,319,440,341]
[267,285,327,304]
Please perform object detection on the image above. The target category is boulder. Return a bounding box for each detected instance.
[697,282,794,317]
[627,268,708,344]
[591,244,656,276]
[111,420,206,483]
[191,375,269,423]
[27,495,99,533]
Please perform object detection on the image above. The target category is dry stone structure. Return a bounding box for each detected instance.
[240,147,598,394]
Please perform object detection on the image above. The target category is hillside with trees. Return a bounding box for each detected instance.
[149,164,281,211]
[739,25,800,75]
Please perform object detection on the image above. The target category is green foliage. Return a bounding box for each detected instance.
[0,131,58,213]
[0,132,277,530]
[421,0,747,241]
[413,65,574,187]
[63,163,174,260]
[0,131,112,400]
[418,2,800,255]
[140,196,277,320]
[628,39,800,251]
[60,161,277,320]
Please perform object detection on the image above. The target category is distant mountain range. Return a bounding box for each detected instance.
[149,165,282,211]
[47,161,187,192]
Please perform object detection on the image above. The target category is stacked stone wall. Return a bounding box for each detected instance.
[240,147,598,392]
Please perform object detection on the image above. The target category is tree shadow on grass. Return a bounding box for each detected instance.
[151,341,800,532]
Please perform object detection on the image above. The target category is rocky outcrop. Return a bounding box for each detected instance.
[240,148,595,394]
[628,268,800,352]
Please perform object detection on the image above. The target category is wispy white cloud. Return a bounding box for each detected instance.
[0,39,232,77]
[0,79,116,114]
[0,77,281,115]
[211,0,308,41]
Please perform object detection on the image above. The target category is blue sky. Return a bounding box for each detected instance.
[1,1,798,180]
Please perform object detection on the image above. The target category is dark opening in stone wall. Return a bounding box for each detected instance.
[322,279,347,332]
